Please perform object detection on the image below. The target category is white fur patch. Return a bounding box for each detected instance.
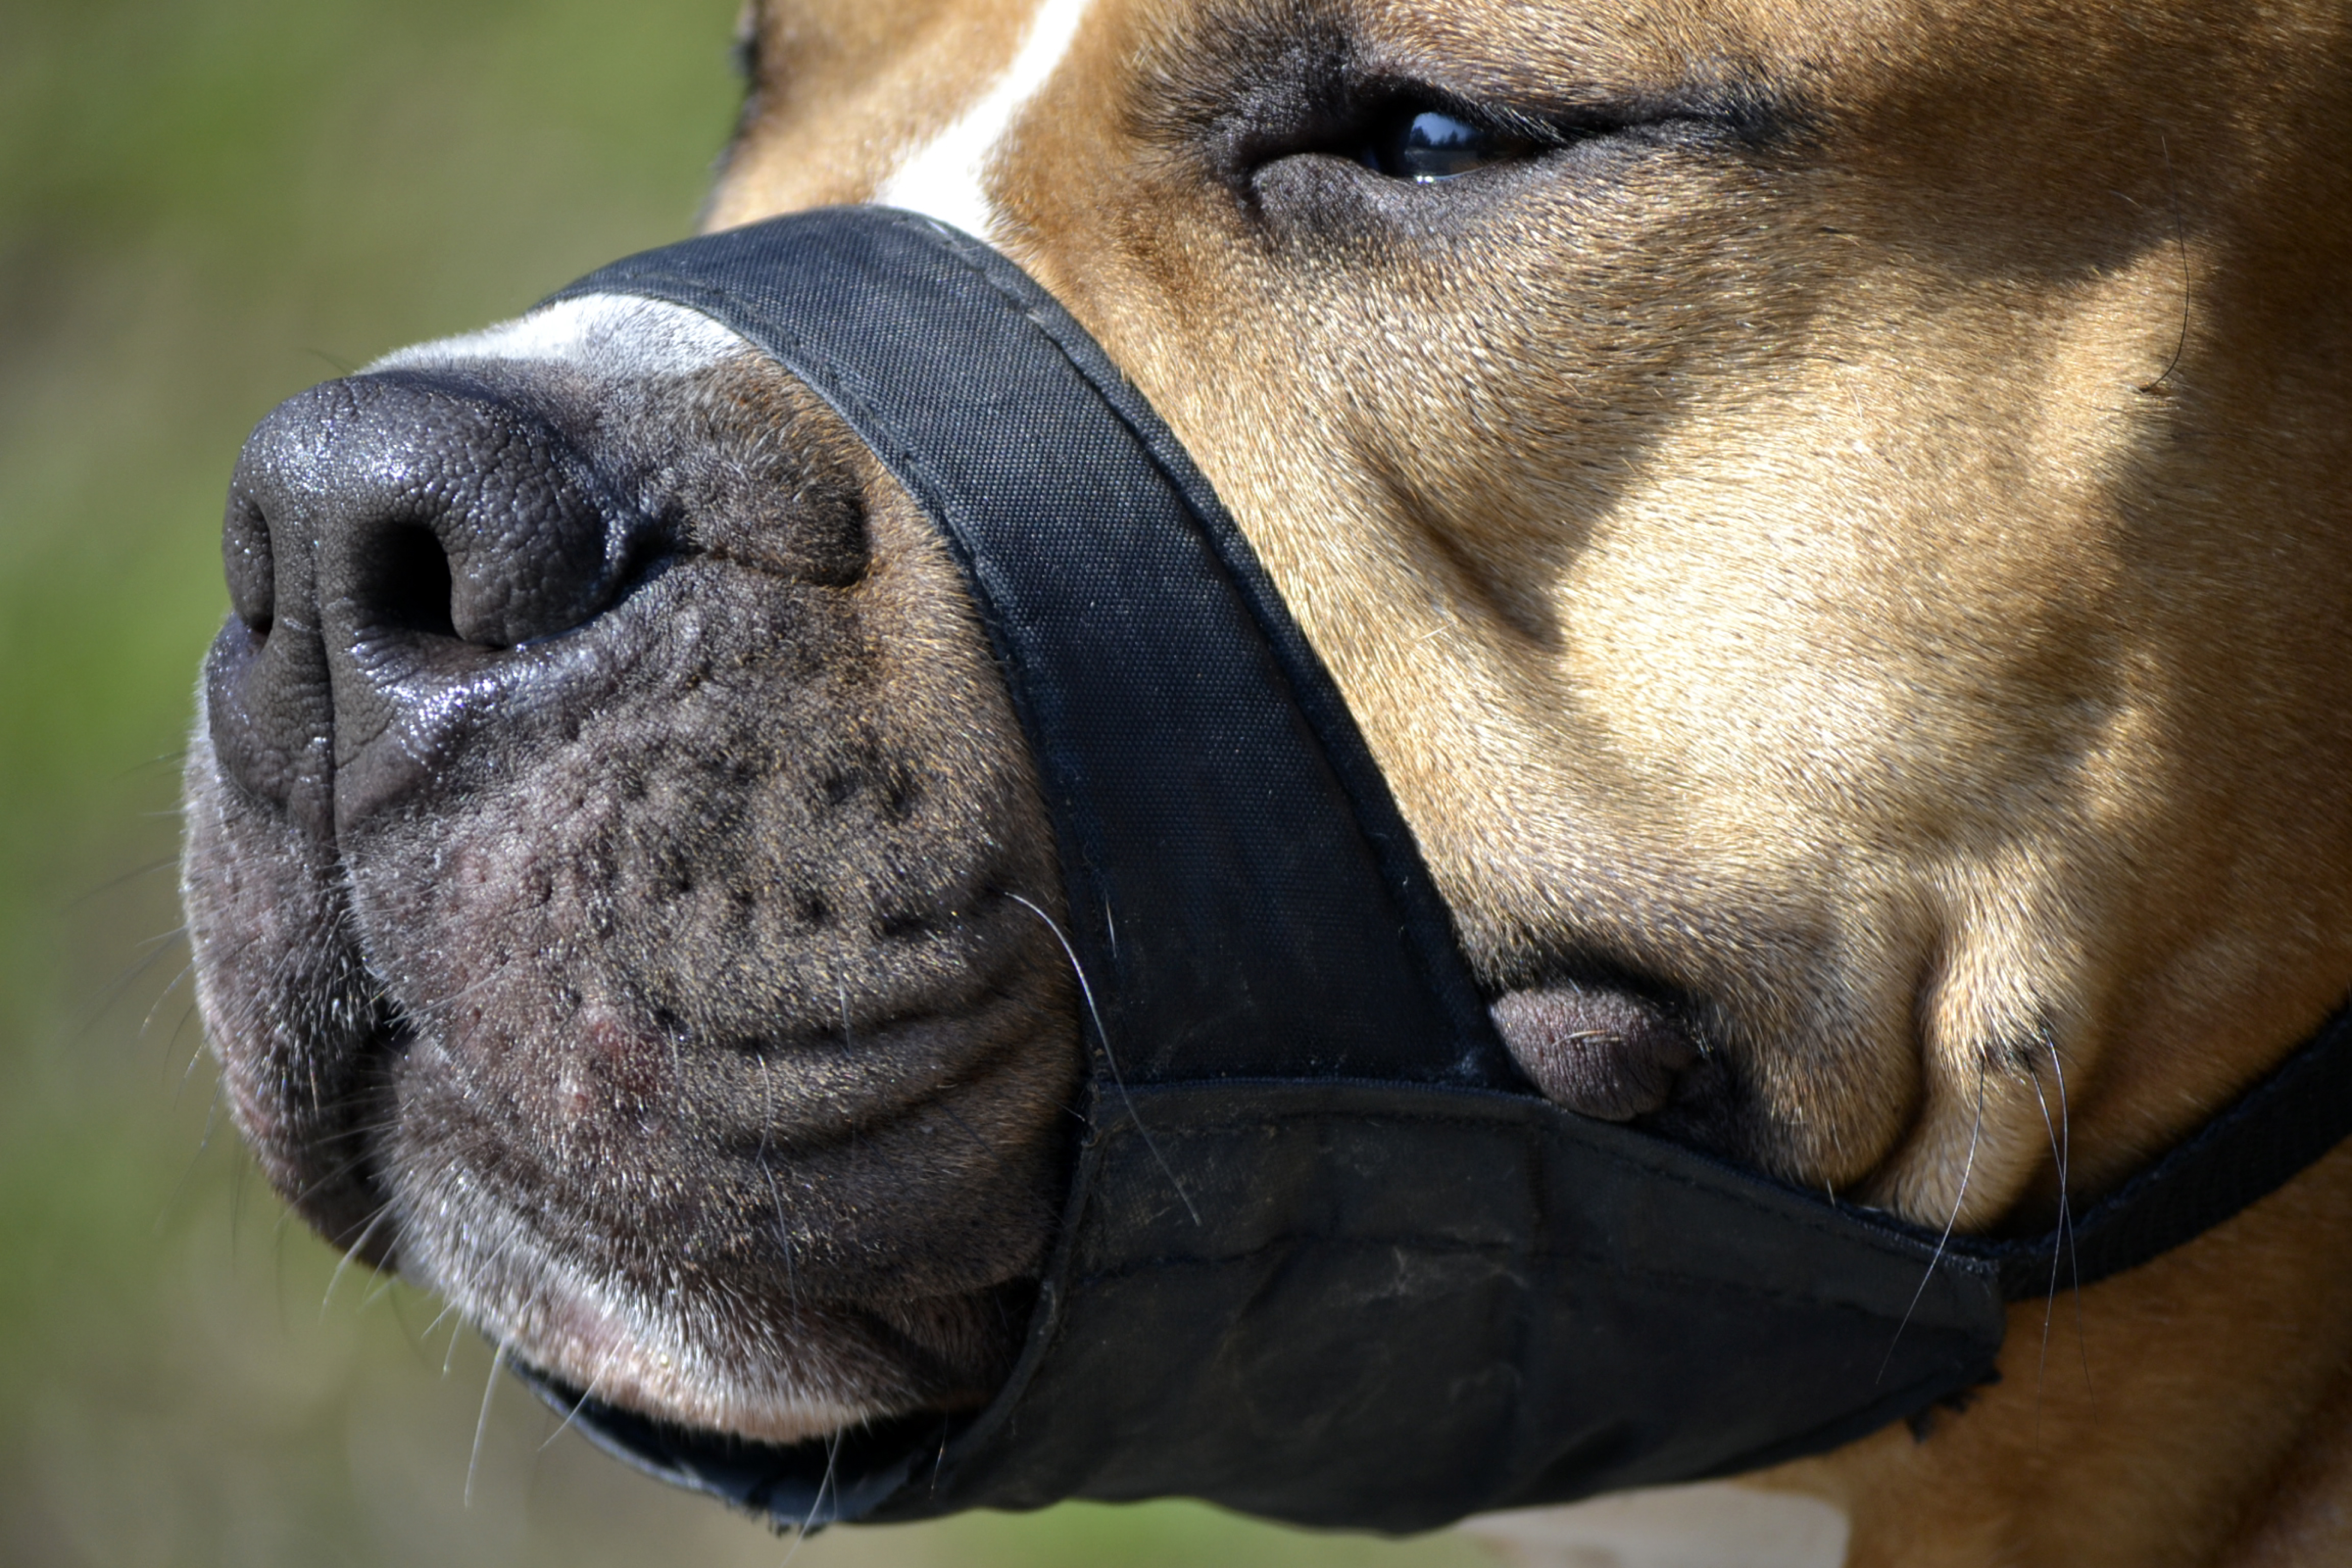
[1464,1483,1851,1568]
[367,294,747,377]
[875,0,1095,241]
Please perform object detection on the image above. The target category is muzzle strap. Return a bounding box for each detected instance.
[1971,1002,2352,1300]
[512,208,2352,1536]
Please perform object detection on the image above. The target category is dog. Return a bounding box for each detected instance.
[180,0,2352,1561]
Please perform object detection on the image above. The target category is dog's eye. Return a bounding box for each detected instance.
[1364,109,1535,182]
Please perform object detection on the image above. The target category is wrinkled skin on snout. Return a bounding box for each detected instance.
[184,302,1078,1439]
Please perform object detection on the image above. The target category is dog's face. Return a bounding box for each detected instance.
[184,0,2352,1452]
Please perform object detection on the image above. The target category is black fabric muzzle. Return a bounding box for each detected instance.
[496,207,2352,1535]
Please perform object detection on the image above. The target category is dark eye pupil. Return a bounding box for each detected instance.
[1375,110,1508,182]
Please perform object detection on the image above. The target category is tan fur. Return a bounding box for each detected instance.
[720,0,1037,209]
[715,0,2352,1560]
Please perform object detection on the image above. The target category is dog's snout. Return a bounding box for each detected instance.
[207,372,650,830]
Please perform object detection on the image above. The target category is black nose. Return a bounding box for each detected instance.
[206,372,651,835]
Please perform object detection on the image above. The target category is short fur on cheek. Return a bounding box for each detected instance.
[950,0,2352,1233]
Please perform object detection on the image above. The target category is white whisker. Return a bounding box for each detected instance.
[466,1340,509,1508]
[2047,1035,2093,1392]
[321,1204,396,1317]
[1005,891,1198,1224]
[1881,1054,1987,1381]
[777,1430,844,1565]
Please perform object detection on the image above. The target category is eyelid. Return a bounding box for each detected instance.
[1350,66,1781,150]
[1358,80,1580,151]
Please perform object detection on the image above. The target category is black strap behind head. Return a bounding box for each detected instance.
[1970,1003,2352,1300]
[515,207,2352,1535]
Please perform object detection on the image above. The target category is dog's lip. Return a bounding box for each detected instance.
[1486,955,1723,1125]
[1486,949,1703,1029]
[366,915,1048,1146]
[357,897,1069,1270]
[532,1312,864,1449]
[414,1216,888,1447]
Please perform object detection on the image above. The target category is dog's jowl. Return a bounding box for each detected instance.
[183,0,2352,1563]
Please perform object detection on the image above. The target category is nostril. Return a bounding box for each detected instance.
[209,450,333,834]
[304,373,638,654]
[361,521,463,644]
[223,490,276,637]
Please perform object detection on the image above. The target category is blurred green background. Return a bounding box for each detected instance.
[0,2,1499,1563]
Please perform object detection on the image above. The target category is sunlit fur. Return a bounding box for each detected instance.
[708,0,2352,1561]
